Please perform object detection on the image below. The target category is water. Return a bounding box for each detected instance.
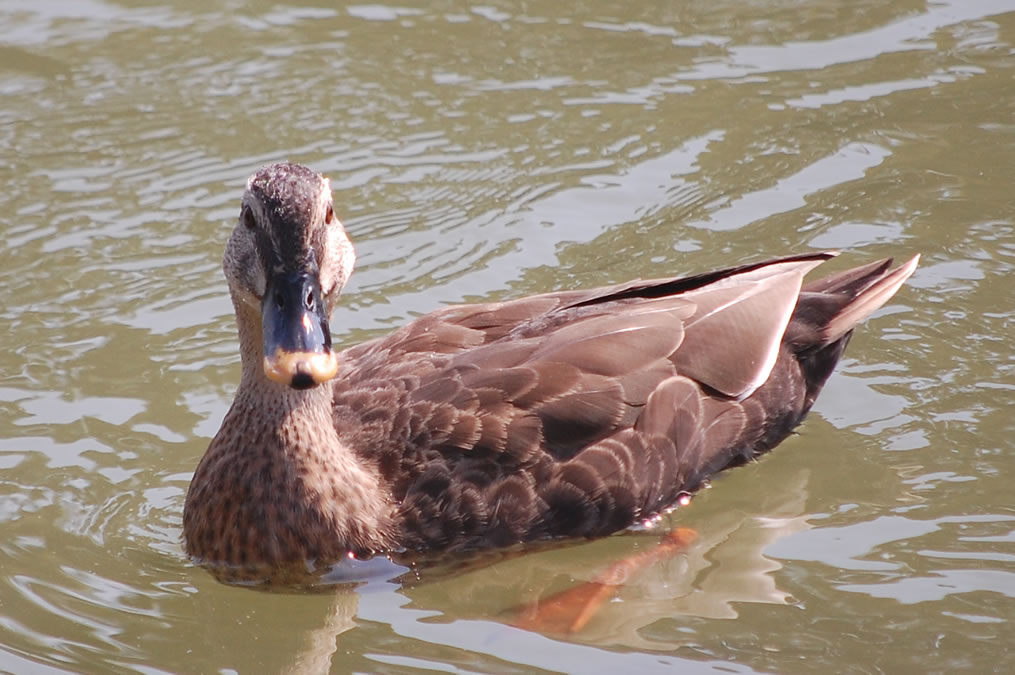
[2,1,1014,672]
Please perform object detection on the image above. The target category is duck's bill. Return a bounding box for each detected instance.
[262,271,339,389]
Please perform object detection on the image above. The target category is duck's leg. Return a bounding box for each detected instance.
[509,526,698,634]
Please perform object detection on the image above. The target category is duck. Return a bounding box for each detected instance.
[183,161,919,571]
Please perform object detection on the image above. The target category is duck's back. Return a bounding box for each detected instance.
[331,252,917,552]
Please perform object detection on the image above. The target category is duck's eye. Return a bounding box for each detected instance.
[324,204,334,225]
[242,207,257,230]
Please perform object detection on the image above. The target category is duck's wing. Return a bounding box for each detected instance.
[335,251,917,549]
[338,252,833,463]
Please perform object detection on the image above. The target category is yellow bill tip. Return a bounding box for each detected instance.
[263,349,339,389]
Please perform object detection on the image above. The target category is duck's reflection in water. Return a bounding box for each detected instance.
[415,469,812,648]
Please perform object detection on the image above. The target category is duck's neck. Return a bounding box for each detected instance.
[183,302,394,568]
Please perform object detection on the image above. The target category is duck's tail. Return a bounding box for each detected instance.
[810,254,920,344]
[789,254,920,352]
[775,253,919,415]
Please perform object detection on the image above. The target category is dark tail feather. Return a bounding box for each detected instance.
[785,254,919,410]
[815,254,920,344]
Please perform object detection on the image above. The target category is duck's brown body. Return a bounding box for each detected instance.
[183,163,918,570]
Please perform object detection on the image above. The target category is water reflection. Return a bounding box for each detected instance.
[282,592,358,675]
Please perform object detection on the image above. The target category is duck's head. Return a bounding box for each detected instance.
[224,163,355,390]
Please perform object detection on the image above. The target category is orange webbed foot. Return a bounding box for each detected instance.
[509,527,698,634]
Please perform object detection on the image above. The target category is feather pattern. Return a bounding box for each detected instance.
[182,162,919,570]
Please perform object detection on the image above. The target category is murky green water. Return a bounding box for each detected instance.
[2,1,1014,672]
